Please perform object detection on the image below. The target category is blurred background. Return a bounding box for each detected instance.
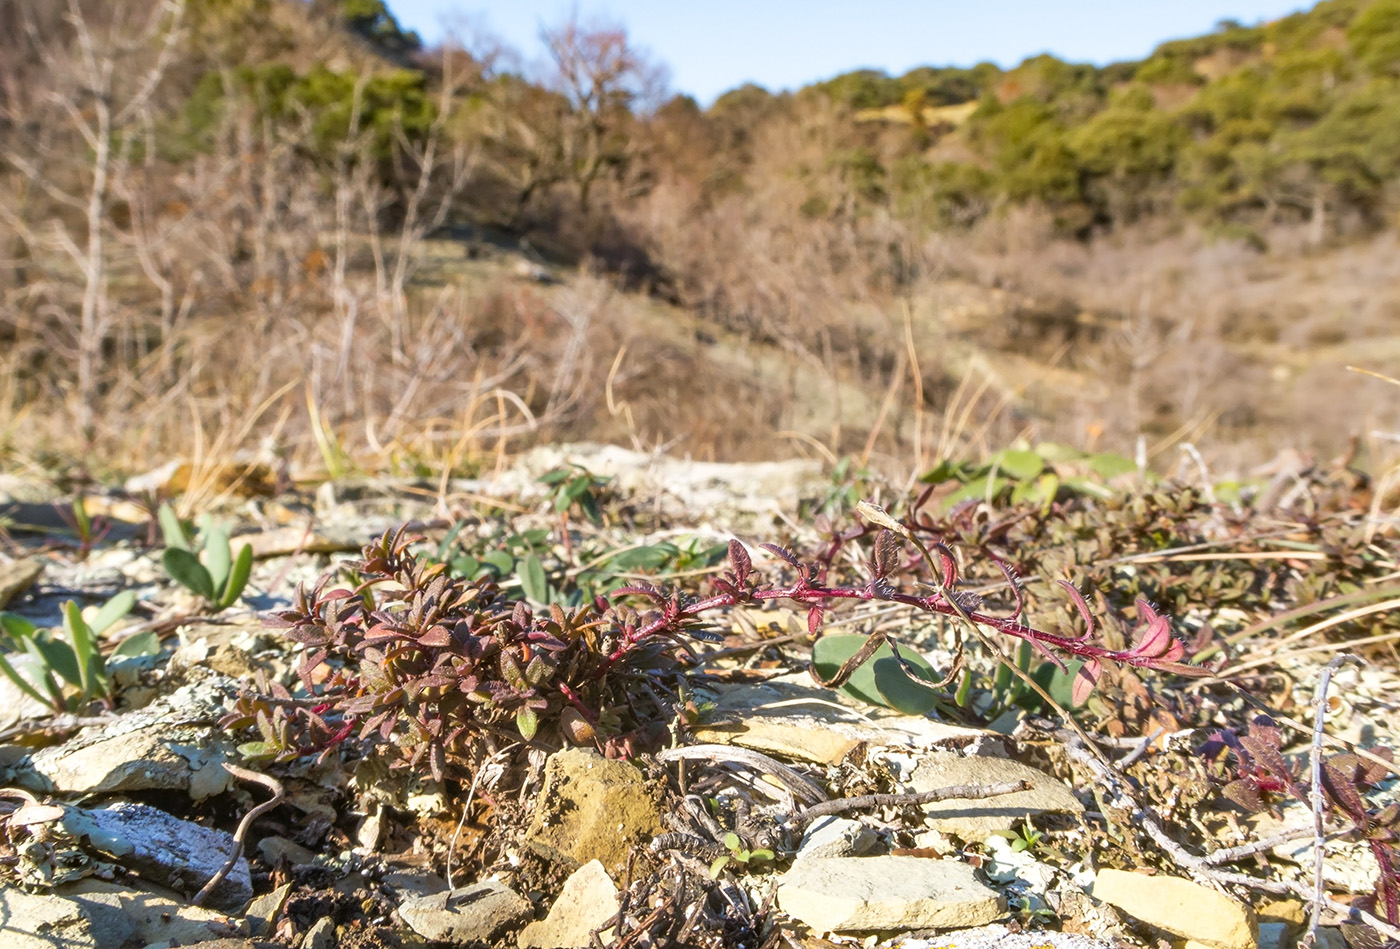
[3,0,1398,483]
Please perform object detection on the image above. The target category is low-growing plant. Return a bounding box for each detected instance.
[221,527,709,778]
[0,593,157,713]
[225,502,1205,780]
[538,463,611,558]
[159,503,253,612]
[1203,714,1400,933]
[710,831,776,877]
[56,497,110,561]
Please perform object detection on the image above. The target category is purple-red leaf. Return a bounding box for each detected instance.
[1071,658,1102,706]
[759,542,800,566]
[872,530,900,580]
[1128,600,1182,661]
[728,540,751,582]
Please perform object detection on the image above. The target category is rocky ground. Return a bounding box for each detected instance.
[1,443,1398,949]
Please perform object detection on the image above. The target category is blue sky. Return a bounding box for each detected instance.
[390,1,1311,106]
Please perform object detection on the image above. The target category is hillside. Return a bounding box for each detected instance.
[1,0,1399,480]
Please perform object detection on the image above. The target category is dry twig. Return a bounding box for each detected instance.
[191,762,284,908]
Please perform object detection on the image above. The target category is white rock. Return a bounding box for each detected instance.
[694,672,990,765]
[885,924,1117,948]
[796,817,881,860]
[56,879,245,947]
[398,881,533,943]
[910,752,1084,840]
[0,888,98,948]
[777,856,1002,933]
[519,860,620,948]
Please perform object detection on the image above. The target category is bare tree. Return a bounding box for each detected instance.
[540,15,667,213]
[0,0,187,441]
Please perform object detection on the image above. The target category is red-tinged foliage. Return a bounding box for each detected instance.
[1204,714,1400,928]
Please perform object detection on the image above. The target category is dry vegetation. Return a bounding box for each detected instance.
[2,0,1399,485]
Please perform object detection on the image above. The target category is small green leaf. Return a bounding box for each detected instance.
[158,503,191,551]
[607,545,677,570]
[482,550,515,576]
[237,741,276,759]
[0,613,38,640]
[205,527,232,596]
[163,548,215,601]
[217,543,254,609]
[812,634,942,714]
[990,448,1045,481]
[517,554,549,604]
[723,832,742,853]
[1088,452,1138,480]
[0,650,56,709]
[709,855,730,878]
[515,706,539,740]
[90,591,136,636]
[112,630,161,659]
[27,633,81,688]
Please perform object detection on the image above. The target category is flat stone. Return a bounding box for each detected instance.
[1091,868,1257,949]
[0,556,43,608]
[524,748,662,875]
[303,916,337,949]
[776,856,1002,933]
[62,801,252,912]
[0,888,98,948]
[382,870,450,899]
[244,525,361,558]
[57,879,246,947]
[246,882,292,936]
[257,835,317,866]
[496,443,825,529]
[0,475,60,503]
[23,676,239,799]
[887,924,1117,947]
[910,752,1084,841]
[795,816,881,860]
[397,881,532,944]
[693,673,991,765]
[519,860,620,948]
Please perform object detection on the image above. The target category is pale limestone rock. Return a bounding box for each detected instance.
[0,888,99,948]
[23,676,239,799]
[398,881,532,943]
[886,924,1117,947]
[795,816,881,860]
[776,856,1002,933]
[519,860,620,948]
[66,801,252,912]
[245,882,292,936]
[910,752,1084,840]
[694,672,989,765]
[56,879,245,947]
[1091,868,1257,949]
